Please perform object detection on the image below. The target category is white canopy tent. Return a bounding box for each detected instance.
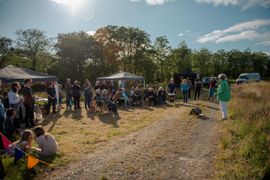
[97,72,145,88]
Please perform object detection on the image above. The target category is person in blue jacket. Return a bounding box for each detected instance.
[181,79,190,103]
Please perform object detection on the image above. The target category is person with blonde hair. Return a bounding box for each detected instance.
[8,129,33,155]
[216,74,231,120]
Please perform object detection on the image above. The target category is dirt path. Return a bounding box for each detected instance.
[46,100,221,180]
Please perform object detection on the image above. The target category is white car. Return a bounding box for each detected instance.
[236,73,260,84]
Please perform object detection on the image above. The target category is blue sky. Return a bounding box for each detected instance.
[0,0,270,53]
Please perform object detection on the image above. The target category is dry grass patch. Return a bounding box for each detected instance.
[217,82,270,179]
[40,104,180,165]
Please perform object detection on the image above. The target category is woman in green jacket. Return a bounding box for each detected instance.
[216,74,231,120]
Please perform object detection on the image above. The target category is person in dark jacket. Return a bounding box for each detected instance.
[0,99,6,134]
[157,87,166,105]
[65,78,73,110]
[194,78,202,100]
[84,79,93,110]
[5,108,16,140]
[47,82,57,114]
[72,80,81,110]
[22,78,35,127]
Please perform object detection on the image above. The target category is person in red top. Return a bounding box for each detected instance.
[208,78,216,101]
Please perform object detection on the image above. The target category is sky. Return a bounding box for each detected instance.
[0,0,270,53]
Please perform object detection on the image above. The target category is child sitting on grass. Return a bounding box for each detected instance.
[8,129,33,154]
[32,126,58,157]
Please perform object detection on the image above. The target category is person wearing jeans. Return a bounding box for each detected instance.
[194,78,202,100]
[216,74,231,120]
[84,79,93,110]
[65,78,73,110]
[181,79,190,103]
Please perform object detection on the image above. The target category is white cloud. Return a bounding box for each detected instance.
[255,41,270,46]
[130,0,173,5]
[197,19,270,44]
[178,33,184,37]
[86,31,96,36]
[195,0,270,9]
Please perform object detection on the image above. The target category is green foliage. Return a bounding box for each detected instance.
[1,27,270,84]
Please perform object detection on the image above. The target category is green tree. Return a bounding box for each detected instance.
[55,31,102,82]
[153,36,171,82]
[169,41,191,73]
[16,29,50,70]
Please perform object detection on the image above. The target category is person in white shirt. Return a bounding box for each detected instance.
[32,126,59,157]
[8,82,21,108]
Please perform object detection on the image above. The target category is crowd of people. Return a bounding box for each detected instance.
[0,79,59,178]
[0,74,231,177]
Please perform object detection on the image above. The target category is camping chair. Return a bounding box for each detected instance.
[168,93,176,102]
[95,100,113,115]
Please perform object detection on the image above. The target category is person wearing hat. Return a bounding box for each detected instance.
[72,80,81,110]
[216,74,231,120]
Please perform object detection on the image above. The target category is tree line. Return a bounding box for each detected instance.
[1,26,270,84]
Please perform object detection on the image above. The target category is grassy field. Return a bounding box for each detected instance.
[217,82,270,179]
[2,101,189,180]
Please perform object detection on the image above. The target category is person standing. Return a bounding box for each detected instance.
[187,78,192,98]
[194,78,202,100]
[8,82,21,108]
[58,84,63,109]
[216,74,231,120]
[181,79,190,103]
[72,80,81,110]
[22,79,35,127]
[84,79,93,110]
[208,78,216,101]
[65,78,73,110]
[47,82,57,114]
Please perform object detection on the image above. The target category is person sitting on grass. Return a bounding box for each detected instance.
[8,130,33,155]
[32,126,59,157]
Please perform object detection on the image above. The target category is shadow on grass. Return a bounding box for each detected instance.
[189,101,220,110]
[40,112,62,131]
[71,109,83,120]
[98,113,121,128]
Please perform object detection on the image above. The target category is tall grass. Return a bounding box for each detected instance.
[217,82,270,179]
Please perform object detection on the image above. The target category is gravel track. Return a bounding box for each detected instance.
[46,101,221,180]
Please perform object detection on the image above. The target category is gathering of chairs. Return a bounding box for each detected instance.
[92,86,169,116]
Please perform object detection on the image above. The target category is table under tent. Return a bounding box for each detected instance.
[97,72,145,89]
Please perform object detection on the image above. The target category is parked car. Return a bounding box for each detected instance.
[202,77,216,87]
[236,73,260,84]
